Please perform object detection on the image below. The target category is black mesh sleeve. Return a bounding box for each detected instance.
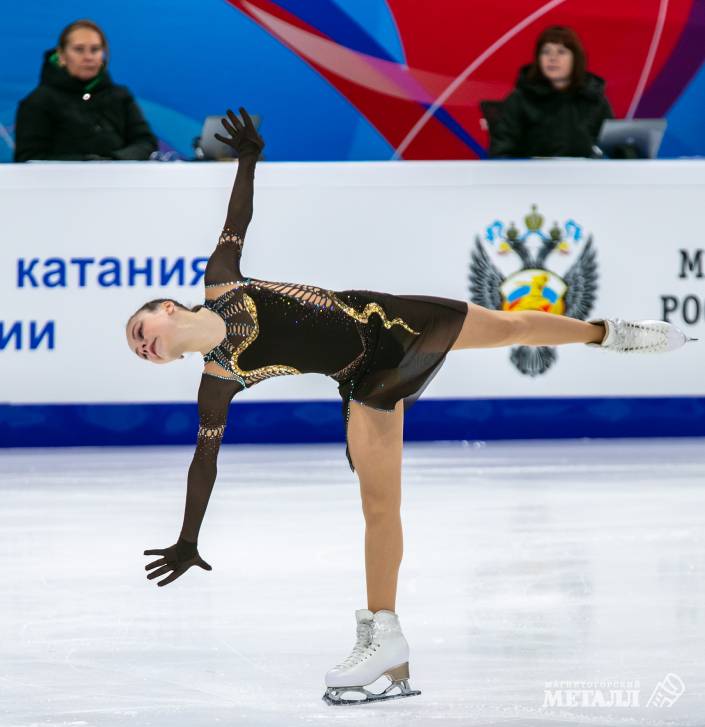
[203,155,258,285]
[204,229,246,285]
[179,373,244,543]
[224,155,257,239]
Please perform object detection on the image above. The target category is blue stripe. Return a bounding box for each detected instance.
[331,0,405,64]
[274,0,397,61]
[508,286,529,302]
[544,288,558,303]
[2,397,705,448]
[424,105,489,159]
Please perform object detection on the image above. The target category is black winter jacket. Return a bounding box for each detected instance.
[14,50,157,162]
[489,65,613,158]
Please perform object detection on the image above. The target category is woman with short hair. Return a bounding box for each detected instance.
[489,25,613,158]
[14,19,157,162]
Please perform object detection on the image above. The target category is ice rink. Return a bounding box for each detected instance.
[2,437,704,726]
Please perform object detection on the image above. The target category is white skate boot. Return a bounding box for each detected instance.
[322,609,421,705]
[586,318,696,353]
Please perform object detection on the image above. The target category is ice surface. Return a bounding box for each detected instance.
[1,438,704,726]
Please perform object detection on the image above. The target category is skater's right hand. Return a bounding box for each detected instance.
[143,537,212,587]
[214,107,264,158]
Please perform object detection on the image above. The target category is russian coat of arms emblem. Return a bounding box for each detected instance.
[469,205,598,376]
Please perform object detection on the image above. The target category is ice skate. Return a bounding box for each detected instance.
[586,318,696,353]
[322,609,421,705]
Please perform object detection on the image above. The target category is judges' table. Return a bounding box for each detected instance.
[1,160,703,446]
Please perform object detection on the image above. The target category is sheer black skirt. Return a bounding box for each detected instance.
[331,290,468,472]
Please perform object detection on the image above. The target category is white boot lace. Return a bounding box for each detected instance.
[336,621,373,669]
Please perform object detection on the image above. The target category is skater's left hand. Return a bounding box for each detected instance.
[214,107,264,158]
[143,537,212,587]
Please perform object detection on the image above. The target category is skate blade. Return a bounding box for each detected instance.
[322,679,421,706]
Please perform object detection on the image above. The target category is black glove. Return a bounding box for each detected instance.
[144,536,212,587]
[214,107,264,158]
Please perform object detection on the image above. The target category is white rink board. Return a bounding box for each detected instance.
[1,160,703,405]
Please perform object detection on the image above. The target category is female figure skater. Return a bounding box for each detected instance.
[127,108,691,706]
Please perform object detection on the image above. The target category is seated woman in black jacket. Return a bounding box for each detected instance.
[489,25,613,158]
[14,19,157,162]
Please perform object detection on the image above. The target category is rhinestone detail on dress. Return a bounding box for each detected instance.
[203,285,301,387]
[201,278,420,404]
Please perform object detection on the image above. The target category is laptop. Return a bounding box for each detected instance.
[195,113,263,160]
[597,119,667,159]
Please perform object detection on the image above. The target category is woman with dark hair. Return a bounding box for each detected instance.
[128,108,690,705]
[14,19,157,162]
[489,25,613,158]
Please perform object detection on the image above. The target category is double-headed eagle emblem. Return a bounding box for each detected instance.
[469,205,598,376]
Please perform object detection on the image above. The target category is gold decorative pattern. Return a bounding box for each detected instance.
[328,292,421,336]
[198,423,226,440]
[243,279,419,337]
[231,293,302,383]
[203,279,420,391]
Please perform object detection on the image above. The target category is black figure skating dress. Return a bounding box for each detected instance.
[180,152,466,544]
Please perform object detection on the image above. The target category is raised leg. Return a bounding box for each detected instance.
[346,399,404,613]
[450,302,605,351]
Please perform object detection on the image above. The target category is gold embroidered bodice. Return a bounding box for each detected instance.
[202,276,420,390]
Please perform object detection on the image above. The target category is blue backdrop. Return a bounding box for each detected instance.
[1,1,704,162]
[0,0,395,163]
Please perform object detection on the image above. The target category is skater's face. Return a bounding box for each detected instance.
[58,28,105,81]
[126,301,183,364]
[539,42,573,88]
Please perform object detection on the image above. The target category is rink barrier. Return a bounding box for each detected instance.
[1,397,705,447]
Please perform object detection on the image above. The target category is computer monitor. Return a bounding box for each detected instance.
[597,119,667,159]
[195,113,263,160]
